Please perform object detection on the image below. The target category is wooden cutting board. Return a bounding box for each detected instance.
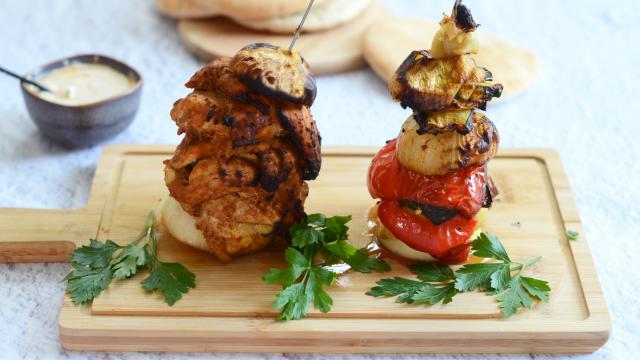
[0,145,610,353]
[177,1,384,75]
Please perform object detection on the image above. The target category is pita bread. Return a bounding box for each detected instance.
[364,17,537,101]
[156,0,327,20]
[157,196,209,252]
[178,1,385,75]
[233,0,371,34]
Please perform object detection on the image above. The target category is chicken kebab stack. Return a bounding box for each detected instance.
[163,43,321,262]
[368,1,501,264]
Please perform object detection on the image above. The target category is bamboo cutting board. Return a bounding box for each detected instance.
[0,146,610,353]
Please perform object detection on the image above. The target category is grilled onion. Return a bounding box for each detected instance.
[396,111,499,176]
[430,1,479,59]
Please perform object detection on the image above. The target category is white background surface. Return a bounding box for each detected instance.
[1,0,639,359]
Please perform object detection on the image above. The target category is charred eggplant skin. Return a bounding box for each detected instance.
[482,176,499,208]
[389,51,500,114]
[400,200,459,225]
[453,3,478,32]
[277,106,322,181]
[391,50,433,111]
[244,42,279,51]
[414,109,474,135]
[231,43,317,107]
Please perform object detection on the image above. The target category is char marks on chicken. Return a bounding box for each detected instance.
[164,44,321,262]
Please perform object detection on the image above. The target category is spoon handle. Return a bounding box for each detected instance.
[0,66,50,92]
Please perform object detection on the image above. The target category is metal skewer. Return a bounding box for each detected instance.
[288,0,315,51]
[0,66,52,92]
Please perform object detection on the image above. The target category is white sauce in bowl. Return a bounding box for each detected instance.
[30,63,136,106]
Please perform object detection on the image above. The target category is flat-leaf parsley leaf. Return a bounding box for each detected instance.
[367,232,551,317]
[566,230,579,240]
[64,212,196,306]
[263,214,390,320]
[367,262,457,305]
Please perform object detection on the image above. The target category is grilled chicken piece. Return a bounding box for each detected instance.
[164,43,321,262]
[185,57,248,96]
[165,148,261,207]
[196,169,307,261]
[179,49,321,180]
[170,90,320,181]
[396,111,499,176]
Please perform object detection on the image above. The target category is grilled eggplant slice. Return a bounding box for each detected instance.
[414,109,474,135]
[396,111,499,176]
[483,176,499,208]
[454,82,503,110]
[400,200,459,225]
[277,105,322,180]
[231,43,317,107]
[389,52,498,113]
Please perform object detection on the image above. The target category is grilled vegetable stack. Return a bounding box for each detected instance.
[367,1,500,264]
[164,43,321,262]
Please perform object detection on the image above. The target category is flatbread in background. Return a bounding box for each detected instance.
[156,0,327,20]
[178,1,385,75]
[233,0,371,34]
[364,17,538,102]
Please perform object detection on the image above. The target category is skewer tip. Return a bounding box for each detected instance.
[288,0,315,52]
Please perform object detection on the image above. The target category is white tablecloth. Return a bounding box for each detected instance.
[1,0,638,359]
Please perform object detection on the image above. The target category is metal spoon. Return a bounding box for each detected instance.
[0,66,52,92]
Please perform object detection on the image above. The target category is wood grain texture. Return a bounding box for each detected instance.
[0,145,610,353]
[177,1,384,75]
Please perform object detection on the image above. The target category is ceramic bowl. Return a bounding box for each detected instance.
[20,54,143,148]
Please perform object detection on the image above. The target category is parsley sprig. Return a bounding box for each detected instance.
[65,212,195,306]
[262,214,390,320]
[367,232,550,318]
[366,262,457,305]
[566,230,579,240]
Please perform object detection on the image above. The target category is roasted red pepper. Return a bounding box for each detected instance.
[368,140,487,219]
[368,140,485,264]
[377,200,476,264]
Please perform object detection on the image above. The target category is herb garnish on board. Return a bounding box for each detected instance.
[262,214,391,320]
[64,212,196,306]
[367,232,551,317]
